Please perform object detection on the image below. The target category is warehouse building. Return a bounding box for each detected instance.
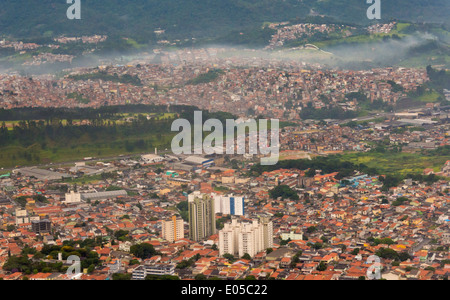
[184,156,214,169]
[141,154,165,164]
[80,190,128,201]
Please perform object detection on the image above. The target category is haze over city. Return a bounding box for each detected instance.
[0,0,448,288]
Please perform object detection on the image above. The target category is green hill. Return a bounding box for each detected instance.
[0,0,448,41]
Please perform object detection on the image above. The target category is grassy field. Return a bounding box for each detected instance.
[395,22,411,33]
[398,49,450,69]
[416,90,442,103]
[124,38,146,49]
[339,151,449,176]
[311,22,411,49]
[314,33,404,49]
[0,133,175,169]
[60,174,105,185]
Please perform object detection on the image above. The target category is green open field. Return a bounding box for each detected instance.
[398,52,450,69]
[395,23,411,33]
[0,110,178,168]
[416,90,442,103]
[0,105,237,169]
[339,151,449,176]
[0,132,175,169]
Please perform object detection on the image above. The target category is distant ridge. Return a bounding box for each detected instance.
[0,0,448,40]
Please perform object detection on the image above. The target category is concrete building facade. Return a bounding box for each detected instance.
[214,194,245,216]
[219,217,273,258]
[188,191,216,241]
[161,215,185,243]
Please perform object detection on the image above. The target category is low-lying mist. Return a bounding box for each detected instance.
[0,32,446,77]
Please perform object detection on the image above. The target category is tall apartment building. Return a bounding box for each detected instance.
[188,191,216,242]
[161,215,185,242]
[214,194,245,216]
[31,219,52,235]
[260,216,274,251]
[218,217,273,258]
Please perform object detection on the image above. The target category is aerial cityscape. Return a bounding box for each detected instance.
[0,0,448,285]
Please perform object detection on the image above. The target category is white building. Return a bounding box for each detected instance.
[219,217,273,258]
[142,154,165,164]
[161,215,185,242]
[280,231,303,241]
[214,194,245,216]
[118,241,132,252]
[132,263,176,280]
[15,208,39,226]
[65,191,82,204]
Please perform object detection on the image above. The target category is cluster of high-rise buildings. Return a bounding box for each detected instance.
[159,191,273,258]
[1,141,449,280]
[219,217,273,258]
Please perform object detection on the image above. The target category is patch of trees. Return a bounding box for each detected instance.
[426,145,450,157]
[250,155,378,179]
[15,196,29,208]
[186,69,224,85]
[212,26,276,48]
[112,273,132,280]
[368,237,395,246]
[69,72,143,86]
[113,230,130,242]
[316,261,327,271]
[306,226,317,234]
[402,66,449,105]
[40,244,100,268]
[2,255,65,275]
[426,66,450,90]
[33,194,49,204]
[0,104,199,122]
[289,251,303,268]
[391,197,409,207]
[279,238,292,246]
[130,243,159,259]
[408,41,440,56]
[387,80,404,93]
[346,91,392,111]
[404,173,440,184]
[269,184,299,200]
[177,201,189,222]
[0,108,181,154]
[67,92,90,104]
[300,104,358,120]
[379,173,440,192]
[216,215,231,230]
[177,254,200,269]
[3,244,100,274]
[375,248,411,262]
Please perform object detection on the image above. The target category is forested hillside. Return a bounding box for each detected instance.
[0,0,448,41]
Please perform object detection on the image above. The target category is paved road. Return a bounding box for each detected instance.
[335,112,395,125]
